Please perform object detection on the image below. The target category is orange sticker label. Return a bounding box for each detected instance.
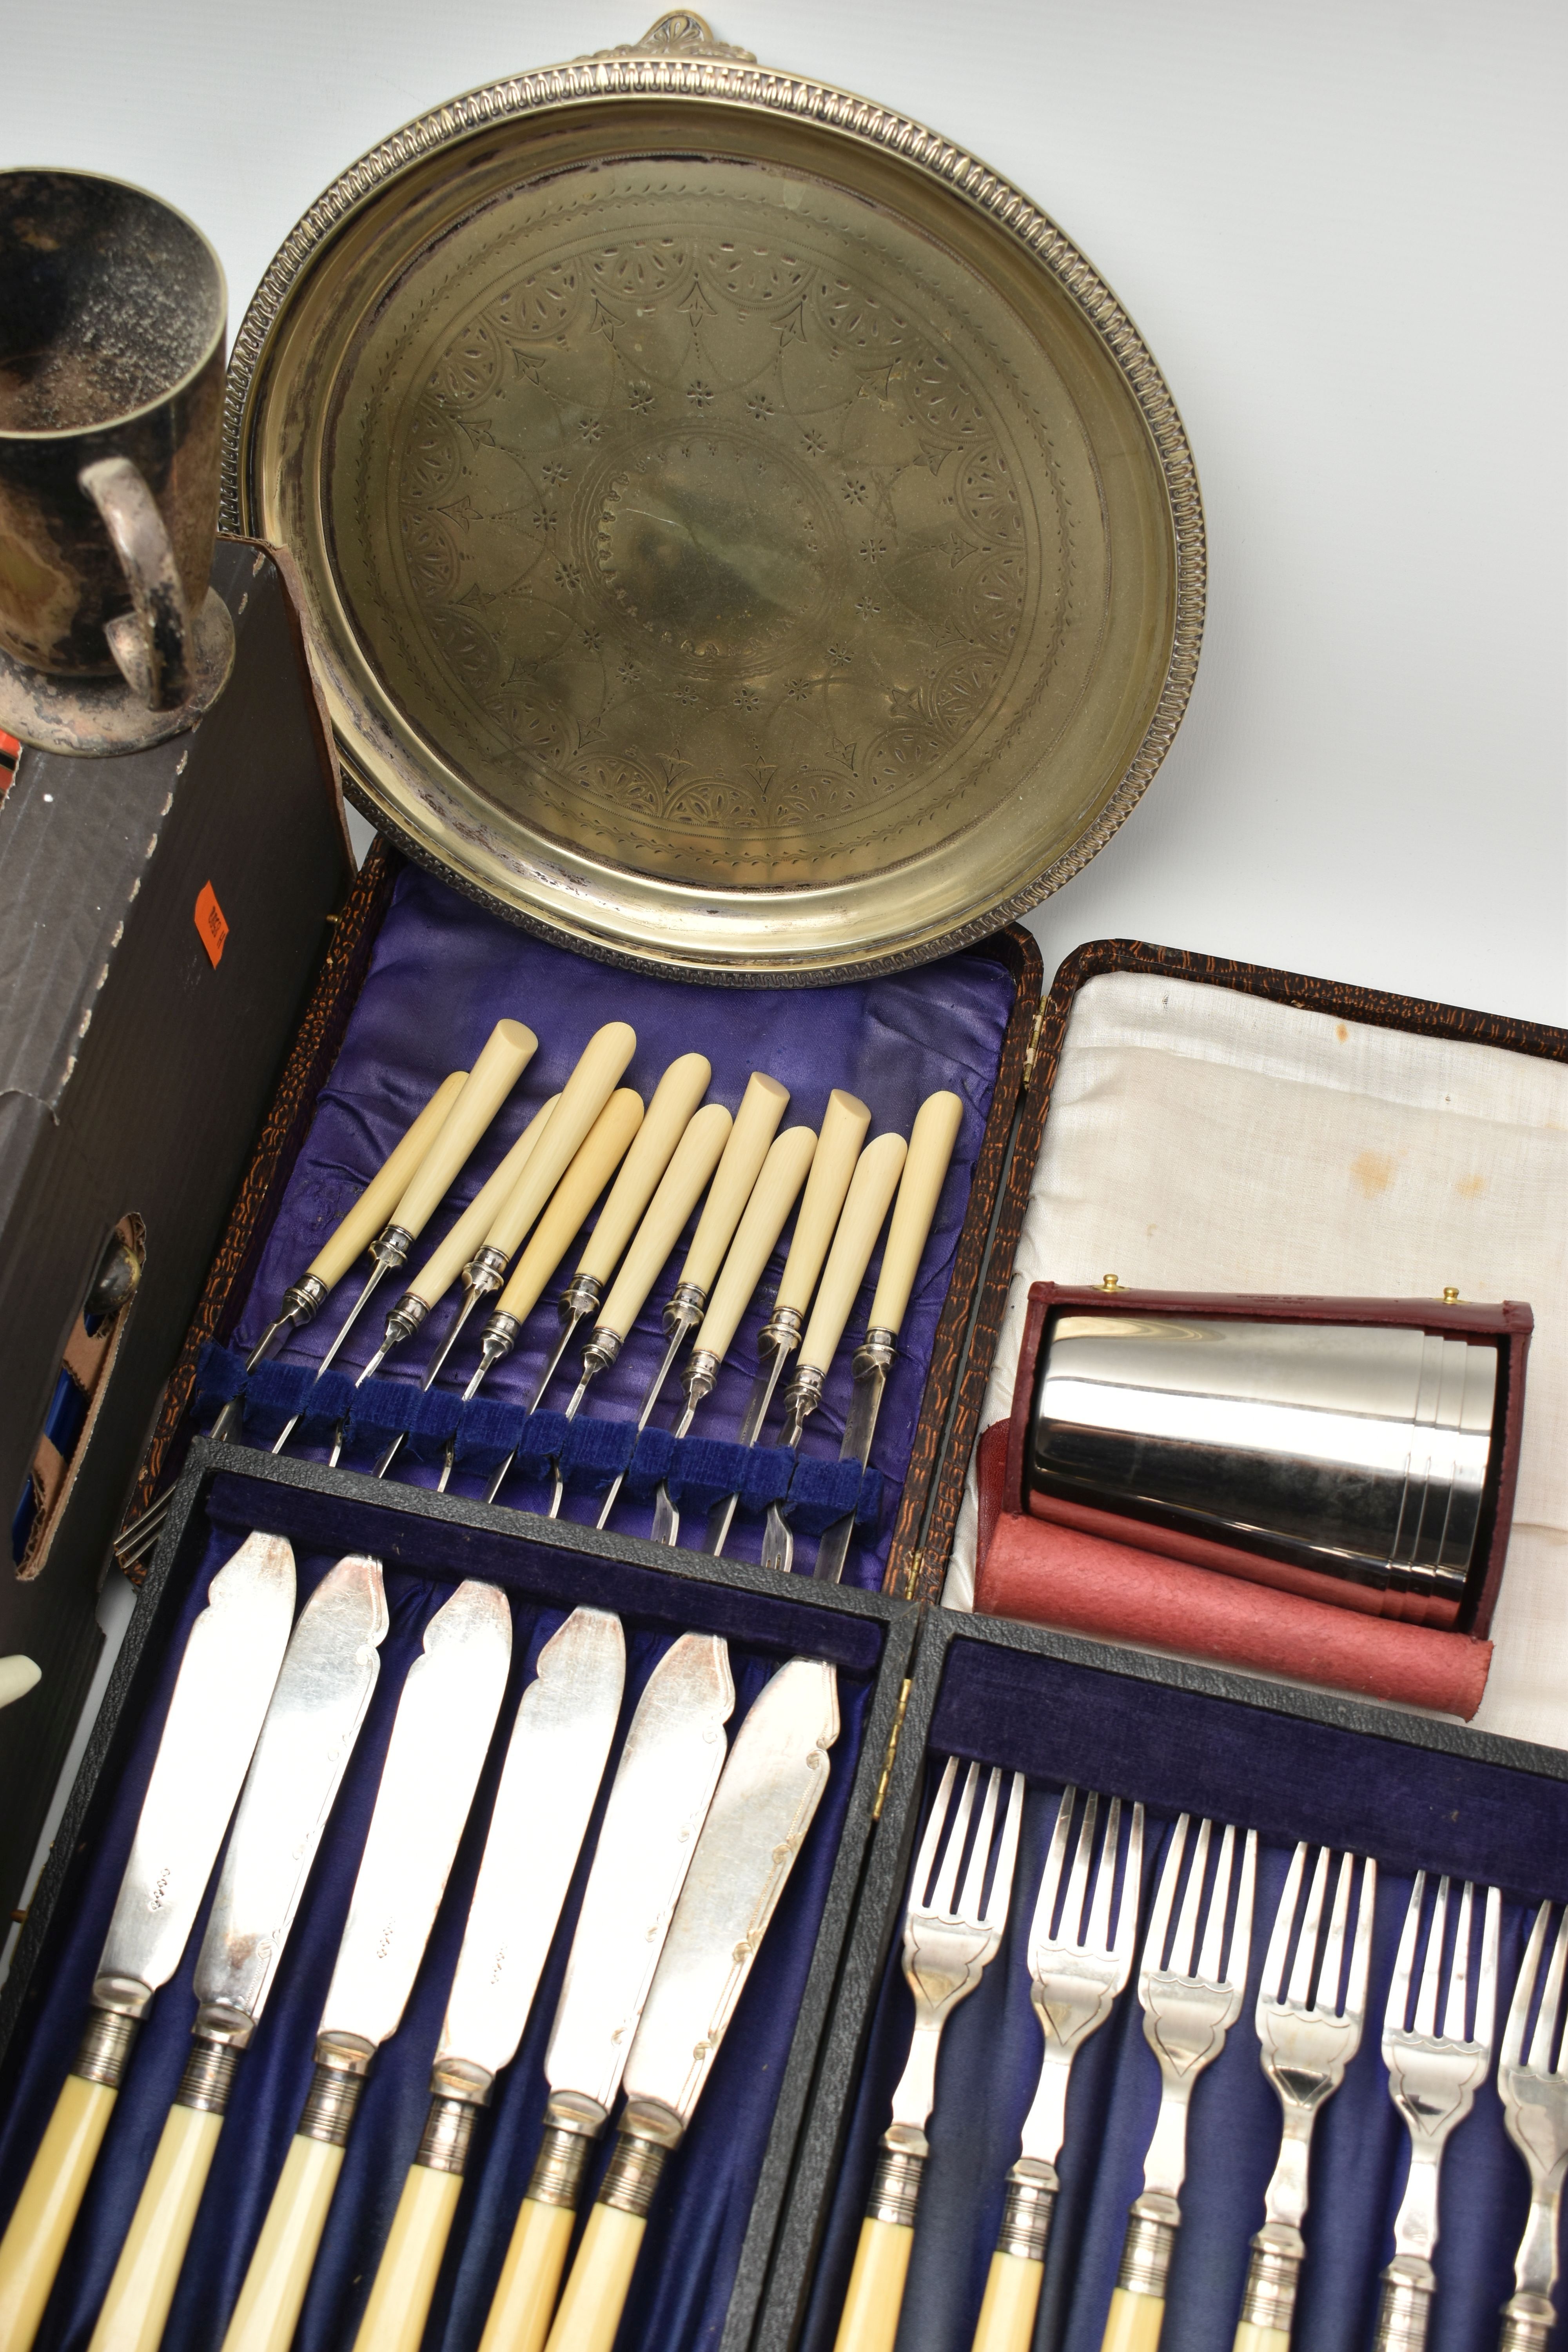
[195,881,229,967]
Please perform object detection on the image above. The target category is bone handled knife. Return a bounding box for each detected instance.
[813,1091,963,1586]
[84,1557,390,2352]
[350,1608,626,2352]
[543,1656,841,2352]
[477,1632,735,2352]
[218,1579,514,2352]
[532,1053,713,1403]
[0,1534,296,2352]
[652,1123,820,1545]
[704,1089,871,1555]
[361,1023,634,1383]
[761,1129,909,1573]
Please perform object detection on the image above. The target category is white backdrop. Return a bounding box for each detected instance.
[7,0,1564,1020]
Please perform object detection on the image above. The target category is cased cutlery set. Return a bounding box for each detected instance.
[830,1769,1560,2352]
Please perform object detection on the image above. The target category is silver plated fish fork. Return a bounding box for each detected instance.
[1231,1844,1376,2348]
[971,1787,1143,2352]
[1497,1901,1568,2352]
[1376,1872,1500,2352]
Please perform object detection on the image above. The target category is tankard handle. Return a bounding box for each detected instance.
[78,454,192,709]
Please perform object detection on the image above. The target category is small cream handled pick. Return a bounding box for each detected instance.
[489,1090,646,1338]
[867,1091,962,1339]
[678,1072,790,1296]
[580,1102,735,1370]
[798,1133,907,1379]
[304,1070,470,1296]
[575,1053,711,1288]
[832,2218,916,2352]
[396,1094,561,1327]
[775,1091,871,1321]
[388,1022,539,1244]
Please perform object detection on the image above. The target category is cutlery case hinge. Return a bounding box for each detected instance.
[1021,1005,1046,1091]
[873,1679,913,1821]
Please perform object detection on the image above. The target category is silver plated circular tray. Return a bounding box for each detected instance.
[225,13,1204,981]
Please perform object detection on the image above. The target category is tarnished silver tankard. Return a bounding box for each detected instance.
[0,169,234,751]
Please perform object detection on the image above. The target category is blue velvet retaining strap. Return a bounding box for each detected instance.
[0,1499,884,2352]
[194,1345,882,1532]
[218,861,1017,1588]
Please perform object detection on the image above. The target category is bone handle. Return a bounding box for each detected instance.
[390,1022,538,1240]
[219,2135,345,2352]
[867,1091,962,1337]
[0,2075,118,2352]
[482,1024,637,1259]
[595,1102,732,1341]
[305,1072,468,1290]
[352,2164,464,2352]
[678,1072,790,1294]
[576,1054,711,1284]
[541,2202,646,2352]
[775,1091,871,1316]
[971,2252,1046,2352]
[832,2217,914,2352]
[1100,2291,1167,2352]
[695,1126,818,1363]
[477,2198,577,2352]
[86,2103,223,2352]
[402,1096,559,1310]
[799,1133,907,1376]
[494,1090,645,1324]
[1231,2329,1291,2352]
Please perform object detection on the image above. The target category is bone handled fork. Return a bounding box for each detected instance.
[1494,1900,1566,2351]
[1232,1846,1376,2352]
[971,1789,1143,2352]
[1102,1814,1257,2352]
[1376,1873,1500,2352]
[834,1758,1025,2352]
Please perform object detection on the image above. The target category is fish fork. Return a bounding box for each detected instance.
[834,1757,1025,2352]
[972,1787,1144,2352]
[1101,1813,1258,2352]
[1232,1845,1376,2352]
[1375,1872,1500,2352]
[1496,1901,1568,2351]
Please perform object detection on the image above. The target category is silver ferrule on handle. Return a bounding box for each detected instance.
[780,1361,827,1444]
[562,1272,603,1324]
[1375,2256,1436,2351]
[866,2132,926,2228]
[477,1310,523,1372]
[415,2063,492,2176]
[380,1293,430,1351]
[372,1223,414,1273]
[995,2157,1058,2263]
[581,1325,623,1380]
[463,1243,512,1299]
[682,1347,721,1411]
[1117,2192,1180,2300]
[250,1272,330,1363]
[1499,2294,1556,2352]
[853,1327,898,1380]
[1239,2223,1305,2332]
[760,1303,804,1357]
[174,2004,254,2114]
[73,1979,151,2087]
[298,2032,374,2147]
[526,2090,609,2210]
[599,2098,682,2218]
[664,1279,707,1336]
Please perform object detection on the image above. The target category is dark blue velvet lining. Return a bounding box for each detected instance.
[227,865,1016,1589]
[192,1347,881,1533]
[0,1486,881,2352]
[800,1633,1568,2352]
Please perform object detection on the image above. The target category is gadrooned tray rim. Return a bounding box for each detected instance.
[219,22,1206,985]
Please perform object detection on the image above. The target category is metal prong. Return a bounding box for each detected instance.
[1347,1857,1377,2022]
[1506,1902,1553,2071]
[1198,1823,1236,1984]
[1113,1806,1145,1975]
[1287,1846,1331,2007]
[1085,1797,1118,1953]
[1442,1881,1474,2043]
[1414,1877,1450,2038]
[1063,1792,1098,1945]
[1535,1910,1568,2074]
[984,1773,1025,1932]
[1386,1873,1425,2036]
[932,1764,981,1917]
[912,1759,960,1908]
[1227,1829,1258,1992]
[1170,1817,1213,1978]
[1143,1816,1190,1983]
[1314,1851,1353,2016]
[1475,1884,1501,2049]
[1263,1843,1308,2005]
[1029,1788,1078,1955]
[958,1769,1002,1924]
